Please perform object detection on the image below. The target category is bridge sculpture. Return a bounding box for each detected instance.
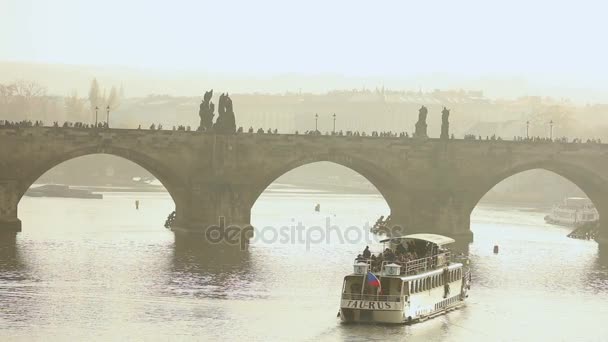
[1,127,608,247]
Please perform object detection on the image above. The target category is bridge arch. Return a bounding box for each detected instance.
[468,159,608,240]
[20,145,185,203]
[5,145,189,232]
[251,152,402,211]
[472,160,608,210]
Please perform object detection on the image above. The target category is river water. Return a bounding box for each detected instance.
[1,191,608,341]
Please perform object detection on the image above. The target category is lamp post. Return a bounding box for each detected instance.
[526,120,529,138]
[332,113,336,133]
[315,113,319,132]
[95,106,99,128]
[106,105,110,129]
[549,120,554,140]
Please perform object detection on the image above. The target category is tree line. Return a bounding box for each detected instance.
[0,79,123,124]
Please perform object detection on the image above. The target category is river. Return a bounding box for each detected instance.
[1,191,608,341]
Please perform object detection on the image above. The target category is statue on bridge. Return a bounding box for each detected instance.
[213,93,236,134]
[198,90,215,131]
[414,106,428,138]
[440,107,450,140]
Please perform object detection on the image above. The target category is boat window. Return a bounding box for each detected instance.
[380,278,403,298]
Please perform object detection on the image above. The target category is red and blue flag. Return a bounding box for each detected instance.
[367,272,381,288]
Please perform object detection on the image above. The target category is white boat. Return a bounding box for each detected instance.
[544,197,598,227]
[339,234,471,324]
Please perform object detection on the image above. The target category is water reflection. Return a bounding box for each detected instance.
[0,233,24,279]
[584,245,608,292]
[0,233,37,325]
[167,234,262,300]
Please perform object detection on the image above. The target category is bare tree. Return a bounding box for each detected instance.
[7,80,47,120]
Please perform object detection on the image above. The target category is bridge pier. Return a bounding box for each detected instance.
[595,216,608,249]
[388,191,474,244]
[0,181,22,233]
[170,184,255,249]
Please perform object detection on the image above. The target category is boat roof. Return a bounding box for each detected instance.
[379,233,455,246]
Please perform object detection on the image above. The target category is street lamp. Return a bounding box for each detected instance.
[549,120,554,140]
[95,106,99,128]
[106,105,110,129]
[315,113,319,132]
[526,120,529,138]
[332,113,336,133]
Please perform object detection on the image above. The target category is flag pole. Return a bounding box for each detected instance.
[360,270,367,299]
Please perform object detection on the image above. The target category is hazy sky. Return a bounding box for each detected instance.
[2,0,607,79]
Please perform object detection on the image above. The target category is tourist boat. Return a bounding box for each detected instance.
[338,234,470,324]
[544,197,598,227]
[25,184,103,199]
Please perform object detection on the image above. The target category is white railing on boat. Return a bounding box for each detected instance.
[341,293,401,302]
[354,251,452,276]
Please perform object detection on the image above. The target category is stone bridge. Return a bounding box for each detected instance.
[2,127,608,247]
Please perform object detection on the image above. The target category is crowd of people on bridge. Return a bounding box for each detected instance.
[1,119,605,145]
[0,119,111,129]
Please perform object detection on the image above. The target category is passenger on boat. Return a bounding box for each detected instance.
[396,243,407,255]
[362,246,371,258]
[370,255,380,271]
[372,253,384,272]
[384,248,395,262]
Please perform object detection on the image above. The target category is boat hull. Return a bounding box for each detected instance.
[340,299,465,324]
[544,215,597,228]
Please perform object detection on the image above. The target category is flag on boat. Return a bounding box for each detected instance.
[367,272,381,288]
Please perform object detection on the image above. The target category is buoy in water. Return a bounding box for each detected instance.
[493,245,499,254]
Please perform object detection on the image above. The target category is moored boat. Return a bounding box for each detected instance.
[25,184,103,199]
[544,197,598,227]
[339,234,470,324]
